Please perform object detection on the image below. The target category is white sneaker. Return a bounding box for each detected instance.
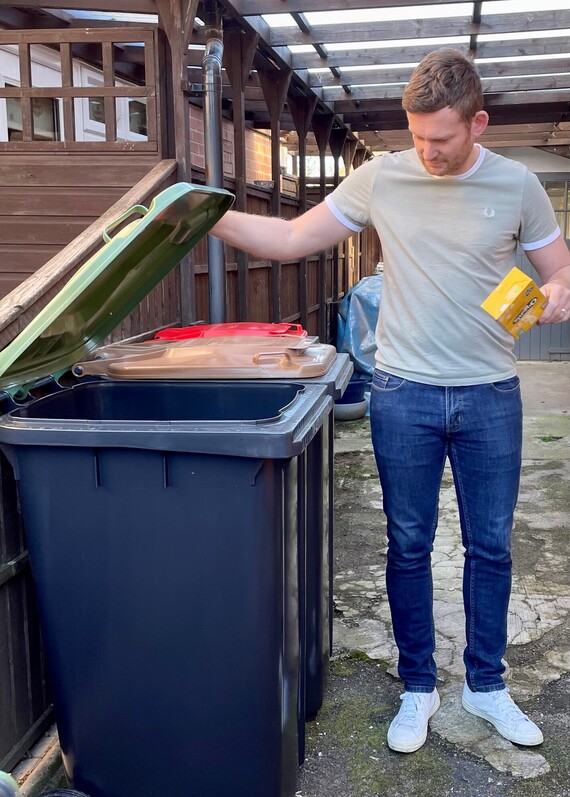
[462,682,543,746]
[387,689,440,753]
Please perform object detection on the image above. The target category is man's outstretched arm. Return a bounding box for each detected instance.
[210,200,355,262]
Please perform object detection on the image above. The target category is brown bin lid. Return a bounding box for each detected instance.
[73,335,337,379]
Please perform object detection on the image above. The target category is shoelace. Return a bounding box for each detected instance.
[492,688,530,723]
[396,692,430,728]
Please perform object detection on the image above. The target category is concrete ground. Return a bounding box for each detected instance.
[9,361,570,797]
[299,360,570,797]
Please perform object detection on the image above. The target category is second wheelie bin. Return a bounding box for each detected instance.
[73,332,352,746]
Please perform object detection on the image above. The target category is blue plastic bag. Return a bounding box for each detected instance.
[336,274,383,377]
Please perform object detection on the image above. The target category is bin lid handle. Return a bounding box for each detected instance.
[102,205,149,243]
[252,350,296,366]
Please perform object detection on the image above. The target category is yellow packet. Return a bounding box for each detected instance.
[481,267,545,338]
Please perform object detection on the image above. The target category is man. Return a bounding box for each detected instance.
[211,49,570,752]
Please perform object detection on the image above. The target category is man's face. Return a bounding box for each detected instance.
[407,107,488,177]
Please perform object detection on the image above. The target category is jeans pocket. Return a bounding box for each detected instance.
[490,376,520,393]
[371,369,407,393]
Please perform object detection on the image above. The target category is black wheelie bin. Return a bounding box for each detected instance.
[0,183,333,797]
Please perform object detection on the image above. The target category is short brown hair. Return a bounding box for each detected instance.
[402,49,483,125]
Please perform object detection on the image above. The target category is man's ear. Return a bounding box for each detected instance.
[472,110,489,137]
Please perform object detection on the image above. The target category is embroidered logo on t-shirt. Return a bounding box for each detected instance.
[483,207,496,218]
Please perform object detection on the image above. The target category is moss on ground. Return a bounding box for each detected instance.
[306,653,455,797]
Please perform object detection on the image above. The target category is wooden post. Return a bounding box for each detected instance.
[223,24,259,321]
[312,112,334,340]
[329,127,348,307]
[329,128,347,189]
[156,0,199,324]
[257,61,292,322]
[289,94,317,331]
[353,145,368,170]
[339,138,359,294]
[342,137,358,175]
[60,42,75,143]
[18,43,32,142]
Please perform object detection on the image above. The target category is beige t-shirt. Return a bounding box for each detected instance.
[325,145,560,386]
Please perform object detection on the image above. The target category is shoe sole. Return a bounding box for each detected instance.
[462,698,544,746]
[387,692,441,753]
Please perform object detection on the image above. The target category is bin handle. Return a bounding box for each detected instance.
[268,323,304,336]
[103,204,149,243]
[252,350,296,366]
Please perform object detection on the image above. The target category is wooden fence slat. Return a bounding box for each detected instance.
[0,27,155,45]
[0,141,158,153]
[18,43,33,142]
[0,186,126,216]
[102,41,117,143]
[0,86,152,98]
[59,43,75,143]
[0,154,163,186]
[144,34,158,145]
[0,216,97,246]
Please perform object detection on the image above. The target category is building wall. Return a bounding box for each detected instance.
[189,104,273,182]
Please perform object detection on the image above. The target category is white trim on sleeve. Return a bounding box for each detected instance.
[324,195,365,233]
[520,227,561,251]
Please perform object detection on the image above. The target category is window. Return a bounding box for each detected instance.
[32,96,61,140]
[88,96,105,125]
[5,83,22,140]
[128,99,147,136]
[5,82,61,141]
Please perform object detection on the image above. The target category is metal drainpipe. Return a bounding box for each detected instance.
[202,19,226,323]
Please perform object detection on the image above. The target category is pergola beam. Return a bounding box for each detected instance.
[232,0,513,14]
[306,58,570,90]
[288,37,570,71]
[259,9,570,48]
[323,75,570,103]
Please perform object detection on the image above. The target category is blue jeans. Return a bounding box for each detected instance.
[369,369,522,694]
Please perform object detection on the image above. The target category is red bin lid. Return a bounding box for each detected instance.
[154,322,307,341]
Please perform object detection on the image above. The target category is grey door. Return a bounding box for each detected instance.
[514,246,570,361]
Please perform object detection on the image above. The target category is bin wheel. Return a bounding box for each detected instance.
[39,791,91,797]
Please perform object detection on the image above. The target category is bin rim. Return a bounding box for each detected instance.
[0,182,234,399]
[0,381,334,461]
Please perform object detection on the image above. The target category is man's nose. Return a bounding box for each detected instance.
[423,142,438,160]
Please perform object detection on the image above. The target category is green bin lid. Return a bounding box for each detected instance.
[0,182,234,396]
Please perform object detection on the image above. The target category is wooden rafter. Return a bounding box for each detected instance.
[233,0,510,14]
[260,9,570,48]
